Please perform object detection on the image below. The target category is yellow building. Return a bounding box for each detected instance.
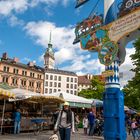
[0,53,44,94]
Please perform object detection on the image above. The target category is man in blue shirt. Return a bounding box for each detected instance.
[14,109,21,134]
[88,110,95,136]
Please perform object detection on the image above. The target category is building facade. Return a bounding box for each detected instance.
[44,69,78,95]
[44,34,78,95]
[78,74,92,92]
[78,74,105,92]
[0,53,44,94]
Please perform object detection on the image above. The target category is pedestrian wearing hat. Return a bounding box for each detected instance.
[54,102,75,140]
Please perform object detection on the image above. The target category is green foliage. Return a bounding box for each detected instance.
[123,38,140,110]
[78,76,105,100]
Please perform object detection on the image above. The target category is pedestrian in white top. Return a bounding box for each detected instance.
[54,102,75,140]
[83,115,88,135]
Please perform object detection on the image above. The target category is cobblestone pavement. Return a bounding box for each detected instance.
[0,130,134,140]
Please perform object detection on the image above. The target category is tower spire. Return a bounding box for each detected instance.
[49,31,51,44]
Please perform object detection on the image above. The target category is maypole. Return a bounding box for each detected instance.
[103,0,126,139]
[74,0,140,139]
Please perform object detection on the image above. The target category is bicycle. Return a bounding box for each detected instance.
[31,119,48,136]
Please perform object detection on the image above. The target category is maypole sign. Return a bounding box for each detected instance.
[109,8,140,41]
[76,7,140,66]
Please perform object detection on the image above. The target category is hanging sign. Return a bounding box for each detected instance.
[102,70,115,77]
[75,0,89,8]
[109,8,140,42]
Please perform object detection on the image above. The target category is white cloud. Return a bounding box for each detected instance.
[120,47,135,87]
[0,0,28,16]
[24,20,135,87]
[9,15,25,26]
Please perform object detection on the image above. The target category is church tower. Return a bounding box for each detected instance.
[44,32,55,69]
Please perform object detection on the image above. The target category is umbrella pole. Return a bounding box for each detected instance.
[1,99,6,135]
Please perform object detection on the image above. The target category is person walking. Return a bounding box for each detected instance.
[14,109,21,134]
[83,115,88,135]
[131,118,140,140]
[88,109,95,136]
[54,102,75,140]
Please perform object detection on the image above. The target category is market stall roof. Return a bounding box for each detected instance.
[91,99,103,107]
[0,88,15,99]
[9,88,65,104]
[50,92,92,108]
[29,95,65,104]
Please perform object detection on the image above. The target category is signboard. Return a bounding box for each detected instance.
[102,70,115,77]
[75,0,89,8]
[109,8,140,42]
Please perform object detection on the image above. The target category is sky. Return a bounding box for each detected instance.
[0,0,136,87]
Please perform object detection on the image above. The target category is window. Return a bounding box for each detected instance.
[71,84,73,89]
[21,79,26,87]
[30,72,35,77]
[58,89,61,91]
[58,83,61,88]
[45,88,48,93]
[66,90,69,93]
[67,77,69,82]
[29,81,34,87]
[66,84,69,88]
[36,82,41,88]
[12,78,17,85]
[71,78,73,82]
[54,82,57,87]
[13,68,18,74]
[74,84,77,89]
[58,76,61,81]
[3,66,9,72]
[46,75,48,80]
[70,90,73,94]
[54,89,57,92]
[45,81,48,86]
[50,82,53,87]
[30,72,32,77]
[75,78,77,83]
[22,70,27,76]
[50,75,53,80]
[74,91,77,95]
[54,76,57,80]
[2,77,8,83]
[49,89,52,93]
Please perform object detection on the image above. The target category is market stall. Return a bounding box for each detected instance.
[0,88,15,134]
[8,89,65,131]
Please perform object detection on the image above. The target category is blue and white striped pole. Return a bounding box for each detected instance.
[103,1,126,139]
[104,0,117,24]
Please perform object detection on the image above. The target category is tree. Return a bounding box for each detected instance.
[123,38,140,110]
[78,76,105,100]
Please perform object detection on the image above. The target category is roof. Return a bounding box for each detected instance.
[0,57,44,73]
[78,75,91,85]
[45,68,77,76]
[50,92,92,104]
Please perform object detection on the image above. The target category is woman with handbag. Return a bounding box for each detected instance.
[54,102,75,140]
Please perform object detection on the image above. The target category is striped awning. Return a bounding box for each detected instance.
[0,88,15,99]
[27,95,65,104]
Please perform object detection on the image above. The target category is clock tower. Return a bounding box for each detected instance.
[44,32,55,69]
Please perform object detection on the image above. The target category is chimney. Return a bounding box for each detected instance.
[13,57,19,63]
[2,52,8,59]
[87,74,90,79]
[28,62,34,67]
